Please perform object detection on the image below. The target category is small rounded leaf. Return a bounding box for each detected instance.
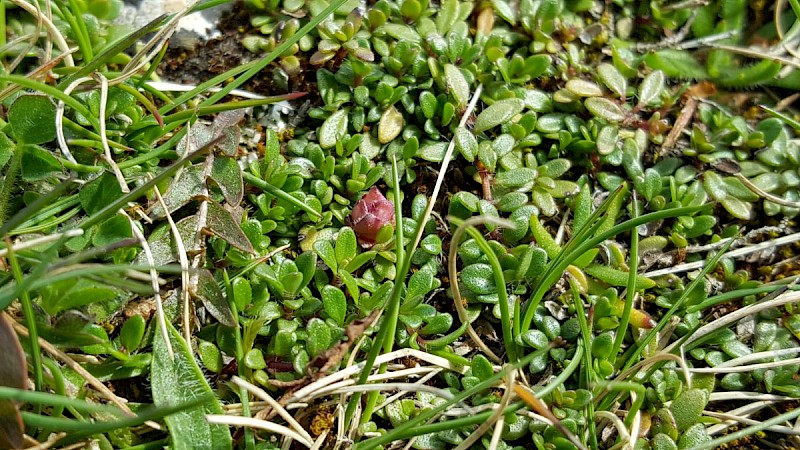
[585,97,626,122]
[566,79,604,97]
[461,263,496,294]
[378,105,404,144]
[474,98,525,133]
[319,109,349,149]
[597,63,627,98]
[638,70,665,106]
[444,64,470,107]
[669,388,708,432]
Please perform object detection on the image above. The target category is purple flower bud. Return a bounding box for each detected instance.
[350,187,395,248]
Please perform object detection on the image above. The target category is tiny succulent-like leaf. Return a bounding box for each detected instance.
[677,423,711,449]
[596,125,619,155]
[583,264,655,289]
[585,97,626,122]
[378,105,404,144]
[335,226,358,266]
[319,109,349,149]
[638,70,665,107]
[306,318,333,357]
[455,127,478,161]
[461,263,496,294]
[474,98,525,133]
[444,64,470,107]
[597,63,627,99]
[417,141,449,162]
[321,285,347,325]
[566,79,604,97]
[495,167,536,187]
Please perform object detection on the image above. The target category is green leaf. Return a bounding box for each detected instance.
[538,158,571,178]
[597,63,627,98]
[474,98,525,133]
[295,251,318,290]
[435,0,459,33]
[495,167,536,187]
[597,125,619,156]
[205,200,256,254]
[151,321,232,450]
[720,196,753,220]
[8,95,56,144]
[638,70,665,107]
[0,315,25,450]
[0,132,13,169]
[92,215,132,247]
[313,238,338,271]
[40,278,122,319]
[210,157,244,205]
[444,64,470,107]
[417,141,448,162]
[585,97,626,122]
[319,109,349,149]
[321,285,347,326]
[420,313,452,335]
[644,50,708,79]
[583,264,655,289]
[150,165,205,219]
[21,144,61,181]
[198,340,223,373]
[192,269,237,327]
[378,105,404,144]
[80,173,124,215]
[565,79,603,97]
[119,315,146,352]
[461,263,495,294]
[471,354,493,381]
[306,318,333,357]
[335,227,358,266]
[455,127,478,162]
[677,423,711,448]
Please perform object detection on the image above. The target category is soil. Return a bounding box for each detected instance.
[158,2,319,99]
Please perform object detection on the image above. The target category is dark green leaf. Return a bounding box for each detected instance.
[80,173,124,215]
[20,144,61,181]
[321,285,347,326]
[210,157,244,205]
[8,95,56,145]
[92,215,132,247]
[205,200,256,254]
[461,263,495,294]
[474,98,525,133]
[192,269,237,328]
[152,321,232,450]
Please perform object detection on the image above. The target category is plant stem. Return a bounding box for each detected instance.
[610,194,639,362]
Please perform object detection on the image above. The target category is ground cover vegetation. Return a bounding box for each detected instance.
[1,0,800,448]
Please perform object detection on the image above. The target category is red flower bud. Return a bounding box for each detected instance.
[350,187,395,248]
